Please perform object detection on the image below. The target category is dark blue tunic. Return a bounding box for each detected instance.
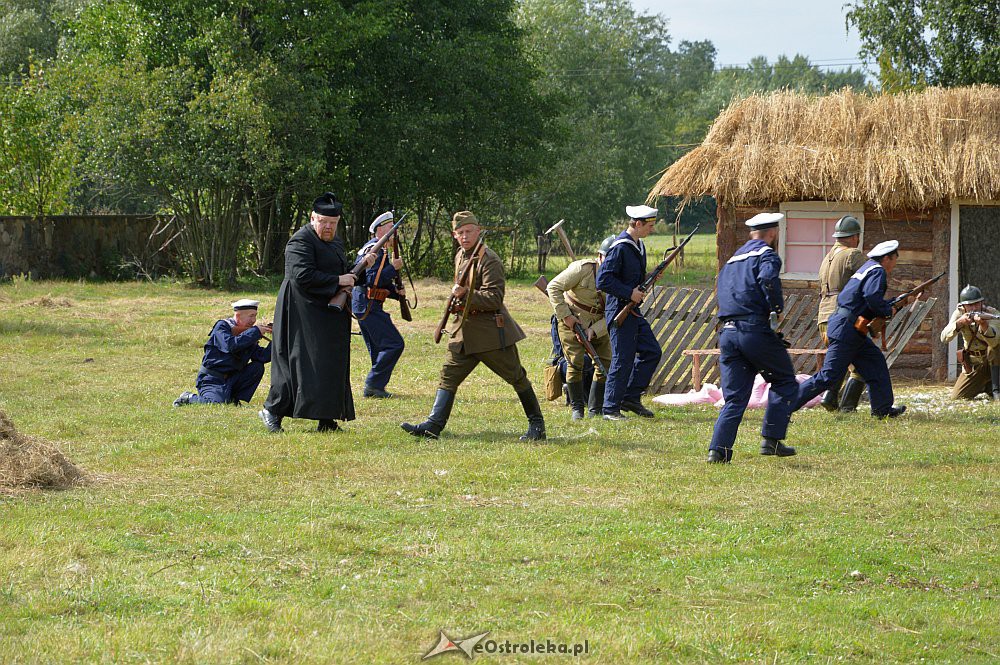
[709,239,798,455]
[795,259,896,415]
[189,319,271,404]
[351,238,405,391]
[595,230,662,413]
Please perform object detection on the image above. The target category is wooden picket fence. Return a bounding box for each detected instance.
[641,286,936,395]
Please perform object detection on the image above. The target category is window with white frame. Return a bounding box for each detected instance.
[777,202,865,280]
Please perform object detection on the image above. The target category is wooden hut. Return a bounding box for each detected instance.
[649,86,1000,381]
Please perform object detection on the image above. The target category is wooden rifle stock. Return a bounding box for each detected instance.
[612,223,701,328]
[232,321,272,342]
[434,236,485,343]
[328,218,404,311]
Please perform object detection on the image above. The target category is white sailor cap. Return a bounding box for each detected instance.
[625,204,658,220]
[745,212,784,229]
[232,299,260,311]
[867,240,899,258]
[369,211,394,233]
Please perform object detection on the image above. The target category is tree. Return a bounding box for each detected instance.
[0,71,76,216]
[846,0,1000,88]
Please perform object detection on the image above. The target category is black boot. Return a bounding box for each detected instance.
[707,448,732,464]
[401,389,455,439]
[258,408,283,433]
[992,365,1000,401]
[838,378,865,413]
[587,381,605,418]
[875,405,907,419]
[820,375,844,412]
[621,397,654,418]
[760,437,796,457]
[517,389,546,441]
[317,419,339,432]
[566,382,586,420]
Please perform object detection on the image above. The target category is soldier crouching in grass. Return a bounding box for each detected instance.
[941,284,1000,400]
[173,299,271,407]
[401,210,545,441]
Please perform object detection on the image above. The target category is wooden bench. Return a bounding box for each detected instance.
[681,348,827,391]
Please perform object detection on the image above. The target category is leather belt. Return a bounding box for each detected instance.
[719,314,768,324]
[567,294,603,315]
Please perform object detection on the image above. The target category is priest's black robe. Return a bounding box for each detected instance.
[264,224,355,421]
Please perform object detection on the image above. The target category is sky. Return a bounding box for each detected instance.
[633,0,868,72]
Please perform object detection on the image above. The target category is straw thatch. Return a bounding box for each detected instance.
[650,86,1000,211]
[0,410,83,490]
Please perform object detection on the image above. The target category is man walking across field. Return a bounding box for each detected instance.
[596,205,662,420]
[547,235,616,419]
[173,299,271,407]
[401,211,545,440]
[258,192,376,433]
[940,284,1000,400]
[816,215,867,412]
[707,213,799,464]
[794,240,908,419]
[352,211,406,399]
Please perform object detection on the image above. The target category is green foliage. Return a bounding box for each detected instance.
[0,70,77,216]
[847,0,1000,88]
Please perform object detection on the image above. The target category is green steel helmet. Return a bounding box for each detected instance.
[598,235,617,256]
[832,215,862,238]
[958,284,984,306]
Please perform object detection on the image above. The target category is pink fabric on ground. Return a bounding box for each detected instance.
[653,374,824,409]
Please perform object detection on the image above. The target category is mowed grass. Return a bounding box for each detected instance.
[0,268,997,664]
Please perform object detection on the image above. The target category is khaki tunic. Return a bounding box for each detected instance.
[438,244,531,394]
[546,258,612,383]
[940,305,1000,399]
[817,242,866,325]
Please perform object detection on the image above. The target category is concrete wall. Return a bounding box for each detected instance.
[0,215,174,279]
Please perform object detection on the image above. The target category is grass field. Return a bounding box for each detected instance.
[1,262,998,663]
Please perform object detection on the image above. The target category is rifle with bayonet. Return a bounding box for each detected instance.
[328,218,404,312]
[390,213,414,321]
[533,275,608,376]
[854,270,945,349]
[612,223,701,328]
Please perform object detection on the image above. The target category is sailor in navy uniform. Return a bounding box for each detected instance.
[794,240,907,419]
[173,299,271,406]
[595,204,663,420]
[352,211,406,398]
[707,213,799,464]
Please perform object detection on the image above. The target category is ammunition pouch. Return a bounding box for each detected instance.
[366,287,390,302]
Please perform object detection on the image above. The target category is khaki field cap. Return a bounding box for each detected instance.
[452,210,479,230]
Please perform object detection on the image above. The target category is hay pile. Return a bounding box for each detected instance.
[0,410,83,490]
[650,85,1000,211]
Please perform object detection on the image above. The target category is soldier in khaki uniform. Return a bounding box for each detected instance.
[940,285,1000,400]
[546,236,615,419]
[401,211,545,440]
[816,215,867,411]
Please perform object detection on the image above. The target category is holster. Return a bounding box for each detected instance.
[957,349,974,375]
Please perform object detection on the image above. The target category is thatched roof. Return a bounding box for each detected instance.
[650,86,1000,211]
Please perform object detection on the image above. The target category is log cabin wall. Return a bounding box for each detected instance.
[716,204,951,381]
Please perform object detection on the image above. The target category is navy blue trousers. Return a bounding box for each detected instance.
[603,312,662,413]
[709,321,798,452]
[190,361,266,405]
[358,303,404,391]
[795,327,893,415]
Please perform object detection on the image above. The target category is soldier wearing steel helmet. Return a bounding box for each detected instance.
[816,215,868,412]
[546,235,616,419]
[940,284,1000,400]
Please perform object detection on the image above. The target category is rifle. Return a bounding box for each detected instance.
[434,234,486,344]
[328,218,404,312]
[854,270,945,349]
[612,223,701,328]
[232,321,272,342]
[391,229,413,322]
[533,275,608,375]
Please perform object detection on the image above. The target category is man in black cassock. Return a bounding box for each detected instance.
[259,193,375,433]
